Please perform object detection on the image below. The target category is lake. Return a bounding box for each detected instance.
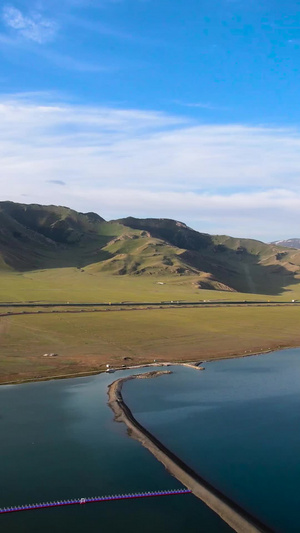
[124,349,300,532]
[1,349,300,532]
[0,367,230,533]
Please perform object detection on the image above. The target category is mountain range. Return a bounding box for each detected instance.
[271,239,300,249]
[1,201,300,295]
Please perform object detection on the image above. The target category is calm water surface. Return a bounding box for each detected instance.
[0,367,231,533]
[124,349,300,533]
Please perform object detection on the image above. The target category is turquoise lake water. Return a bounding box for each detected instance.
[1,348,300,532]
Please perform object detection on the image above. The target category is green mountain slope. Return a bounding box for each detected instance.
[1,202,300,295]
[0,202,118,270]
[118,217,300,294]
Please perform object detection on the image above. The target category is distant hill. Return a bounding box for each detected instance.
[1,201,300,295]
[271,239,300,249]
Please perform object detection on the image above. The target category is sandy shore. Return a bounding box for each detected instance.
[108,371,273,533]
[119,361,205,371]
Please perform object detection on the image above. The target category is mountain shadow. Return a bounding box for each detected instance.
[1,203,300,295]
[119,217,300,295]
[0,202,113,270]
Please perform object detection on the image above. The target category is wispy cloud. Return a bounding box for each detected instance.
[173,100,227,111]
[41,49,114,73]
[0,30,112,73]
[66,15,135,41]
[2,5,58,43]
[65,14,165,46]
[47,179,66,185]
[1,93,300,240]
[0,5,150,73]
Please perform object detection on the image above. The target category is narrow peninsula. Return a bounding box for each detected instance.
[108,371,273,533]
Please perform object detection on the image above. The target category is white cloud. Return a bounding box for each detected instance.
[65,188,300,241]
[1,93,300,240]
[2,5,57,43]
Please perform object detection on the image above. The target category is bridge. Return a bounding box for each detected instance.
[0,488,191,514]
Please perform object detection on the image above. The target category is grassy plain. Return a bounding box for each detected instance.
[1,268,300,384]
[1,268,299,304]
[1,303,300,384]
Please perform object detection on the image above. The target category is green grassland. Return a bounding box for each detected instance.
[1,268,297,304]
[1,203,300,384]
[1,305,300,384]
[1,266,300,385]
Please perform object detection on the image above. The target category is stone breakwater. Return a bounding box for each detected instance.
[108,371,273,533]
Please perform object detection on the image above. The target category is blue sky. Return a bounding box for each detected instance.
[1,0,300,240]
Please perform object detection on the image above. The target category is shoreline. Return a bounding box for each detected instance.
[108,371,273,533]
[0,343,294,386]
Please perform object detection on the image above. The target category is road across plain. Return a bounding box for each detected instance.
[0,300,299,308]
